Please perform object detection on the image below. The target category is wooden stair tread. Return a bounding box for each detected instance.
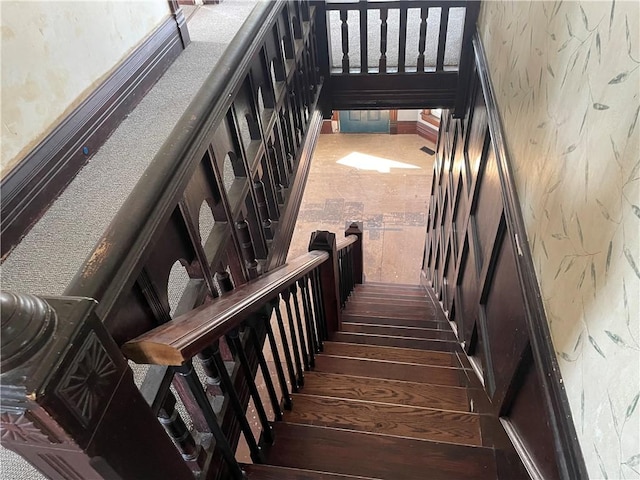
[331,332,459,352]
[321,342,460,367]
[356,285,426,297]
[265,422,497,480]
[342,313,446,330]
[301,371,470,411]
[314,355,466,386]
[285,394,481,445]
[363,281,423,289]
[351,293,431,305]
[344,303,434,319]
[244,464,378,479]
[342,323,456,341]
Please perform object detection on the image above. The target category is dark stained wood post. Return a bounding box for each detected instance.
[345,221,364,284]
[308,231,342,334]
[0,292,191,480]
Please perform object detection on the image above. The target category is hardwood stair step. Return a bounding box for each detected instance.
[244,464,378,479]
[342,323,457,341]
[356,285,426,297]
[342,313,446,330]
[300,371,470,412]
[285,394,481,445]
[265,422,497,480]
[321,342,460,367]
[363,281,423,289]
[351,293,431,306]
[314,355,467,386]
[331,332,459,352]
[344,302,433,319]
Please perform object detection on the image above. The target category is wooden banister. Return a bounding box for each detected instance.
[336,234,358,251]
[122,251,329,365]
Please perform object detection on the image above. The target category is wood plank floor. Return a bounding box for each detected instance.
[246,282,498,479]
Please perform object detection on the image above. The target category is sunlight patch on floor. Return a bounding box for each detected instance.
[337,151,421,173]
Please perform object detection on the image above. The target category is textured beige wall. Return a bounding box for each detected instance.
[0,1,171,177]
[478,1,639,478]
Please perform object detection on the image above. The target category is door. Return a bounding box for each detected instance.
[339,110,390,133]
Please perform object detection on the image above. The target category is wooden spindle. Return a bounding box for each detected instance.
[417,7,429,71]
[436,6,450,71]
[157,391,205,470]
[398,6,408,73]
[254,181,274,241]
[345,222,364,284]
[236,220,259,279]
[379,8,388,73]
[340,9,350,73]
[359,0,368,73]
[281,290,305,387]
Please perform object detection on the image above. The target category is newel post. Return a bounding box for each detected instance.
[345,221,364,284]
[0,292,191,480]
[308,231,342,335]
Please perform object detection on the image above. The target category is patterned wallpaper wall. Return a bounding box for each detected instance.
[478,2,639,478]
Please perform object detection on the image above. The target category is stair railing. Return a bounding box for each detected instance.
[318,0,481,113]
[0,225,363,479]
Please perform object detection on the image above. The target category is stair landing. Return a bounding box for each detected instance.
[244,283,497,479]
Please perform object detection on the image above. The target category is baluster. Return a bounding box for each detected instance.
[379,8,388,73]
[359,0,368,73]
[276,290,307,391]
[304,274,322,352]
[175,360,246,479]
[265,302,294,406]
[209,342,262,463]
[157,390,205,470]
[346,247,354,297]
[196,346,222,396]
[226,328,274,443]
[215,270,234,293]
[436,6,450,71]
[398,6,407,73]
[340,9,350,73]
[298,277,318,357]
[246,317,283,420]
[254,181,274,242]
[271,297,300,392]
[276,184,286,205]
[417,7,428,72]
[289,283,311,371]
[345,222,364,284]
[236,220,259,279]
[311,267,327,343]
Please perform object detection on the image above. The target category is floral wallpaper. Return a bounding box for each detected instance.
[478,1,639,478]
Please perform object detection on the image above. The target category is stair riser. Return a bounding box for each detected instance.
[342,323,457,341]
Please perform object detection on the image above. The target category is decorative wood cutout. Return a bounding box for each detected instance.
[57,332,118,426]
[0,412,54,445]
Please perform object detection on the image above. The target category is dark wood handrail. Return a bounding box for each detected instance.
[64,1,283,318]
[336,234,358,251]
[122,250,329,365]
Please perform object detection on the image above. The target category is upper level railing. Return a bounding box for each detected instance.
[317,0,480,112]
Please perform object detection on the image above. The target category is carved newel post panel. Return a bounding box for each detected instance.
[308,231,342,334]
[0,292,191,480]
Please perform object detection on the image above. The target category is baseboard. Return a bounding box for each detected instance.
[416,121,438,143]
[0,14,187,260]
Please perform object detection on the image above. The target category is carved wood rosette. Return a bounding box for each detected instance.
[1,292,191,479]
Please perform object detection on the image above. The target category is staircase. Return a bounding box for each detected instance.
[244,282,497,480]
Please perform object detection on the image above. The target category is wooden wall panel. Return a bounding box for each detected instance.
[422,36,586,477]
